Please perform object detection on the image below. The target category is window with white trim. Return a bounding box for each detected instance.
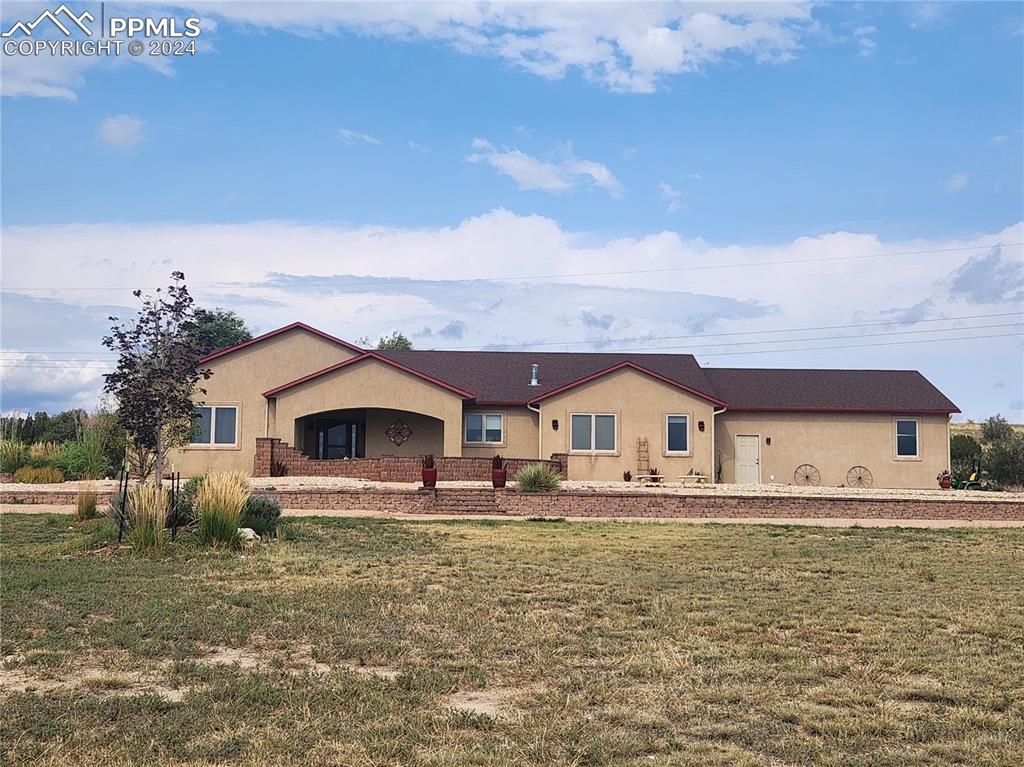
[570,413,616,452]
[895,419,918,457]
[465,412,503,444]
[190,406,238,446]
[665,414,690,454]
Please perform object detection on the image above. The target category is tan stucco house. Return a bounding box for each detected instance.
[172,322,960,489]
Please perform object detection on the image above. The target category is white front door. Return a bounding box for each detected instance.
[735,435,760,484]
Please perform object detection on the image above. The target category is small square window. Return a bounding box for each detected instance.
[190,405,237,446]
[465,413,502,444]
[896,419,918,457]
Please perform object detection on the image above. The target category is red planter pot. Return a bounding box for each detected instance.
[492,469,507,489]
[939,477,952,490]
[422,468,438,488]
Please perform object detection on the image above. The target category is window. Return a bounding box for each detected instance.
[465,412,503,444]
[666,414,690,454]
[896,419,918,458]
[570,413,616,453]
[190,406,238,446]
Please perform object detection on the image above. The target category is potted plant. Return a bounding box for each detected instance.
[422,454,437,488]
[491,454,507,488]
[936,469,952,490]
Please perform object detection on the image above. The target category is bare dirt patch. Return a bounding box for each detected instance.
[444,686,541,719]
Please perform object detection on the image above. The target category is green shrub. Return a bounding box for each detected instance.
[950,434,982,483]
[57,430,111,480]
[195,472,248,549]
[514,462,563,493]
[0,440,26,473]
[241,495,281,536]
[12,466,65,484]
[984,432,1024,489]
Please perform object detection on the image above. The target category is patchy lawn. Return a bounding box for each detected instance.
[1,514,1022,766]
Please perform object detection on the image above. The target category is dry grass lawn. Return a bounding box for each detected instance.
[1,513,1022,766]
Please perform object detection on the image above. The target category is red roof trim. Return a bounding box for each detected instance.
[262,351,475,399]
[199,322,363,364]
[725,406,961,415]
[527,361,727,406]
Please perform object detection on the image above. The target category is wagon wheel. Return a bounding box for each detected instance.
[794,464,821,486]
[847,465,873,488]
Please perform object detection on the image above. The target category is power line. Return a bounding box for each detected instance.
[1,242,1018,293]
[2,326,1020,369]
[3,311,1021,358]
[700,331,1024,357]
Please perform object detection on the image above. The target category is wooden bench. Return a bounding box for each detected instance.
[636,474,665,486]
[677,474,710,486]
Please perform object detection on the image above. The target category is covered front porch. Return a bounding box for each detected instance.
[292,408,446,459]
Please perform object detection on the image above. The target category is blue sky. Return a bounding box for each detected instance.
[1,1,1022,419]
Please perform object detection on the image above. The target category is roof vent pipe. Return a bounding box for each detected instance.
[529,363,540,387]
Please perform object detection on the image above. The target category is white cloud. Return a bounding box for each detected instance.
[338,128,380,145]
[659,181,683,214]
[98,114,144,149]
[3,214,1021,417]
[852,25,876,56]
[468,138,622,197]
[991,134,1008,144]
[407,140,430,153]
[190,2,815,95]
[945,172,971,192]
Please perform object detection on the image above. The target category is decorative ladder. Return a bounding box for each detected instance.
[636,437,650,475]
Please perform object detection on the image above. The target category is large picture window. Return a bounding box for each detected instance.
[191,406,238,446]
[465,412,503,444]
[665,414,690,454]
[570,413,616,453]
[895,419,918,458]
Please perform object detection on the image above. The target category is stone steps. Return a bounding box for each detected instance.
[429,489,501,514]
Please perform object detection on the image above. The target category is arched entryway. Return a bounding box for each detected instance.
[294,408,444,459]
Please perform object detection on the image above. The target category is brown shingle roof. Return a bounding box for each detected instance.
[703,367,960,413]
[235,323,959,414]
[376,349,722,404]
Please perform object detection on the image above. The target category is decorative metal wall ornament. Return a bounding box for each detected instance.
[385,419,413,446]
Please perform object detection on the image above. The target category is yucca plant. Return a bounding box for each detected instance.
[513,462,564,493]
[195,472,248,549]
[0,440,27,473]
[127,483,168,553]
[75,482,100,522]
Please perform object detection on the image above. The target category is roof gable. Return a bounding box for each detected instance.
[526,360,727,406]
[198,322,363,364]
[262,351,475,399]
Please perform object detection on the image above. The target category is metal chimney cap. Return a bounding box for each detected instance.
[529,363,540,386]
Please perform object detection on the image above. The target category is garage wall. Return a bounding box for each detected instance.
[715,412,950,489]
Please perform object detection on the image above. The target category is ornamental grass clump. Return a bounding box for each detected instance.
[75,483,100,522]
[195,472,248,549]
[127,483,168,553]
[12,466,64,484]
[0,440,27,473]
[514,462,564,493]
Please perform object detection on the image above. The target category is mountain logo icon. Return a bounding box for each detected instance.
[2,4,95,37]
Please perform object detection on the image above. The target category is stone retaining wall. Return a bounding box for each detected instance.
[251,487,1022,521]
[0,490,115,506]
[3,486,1020,521]
[253,438,566,482]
